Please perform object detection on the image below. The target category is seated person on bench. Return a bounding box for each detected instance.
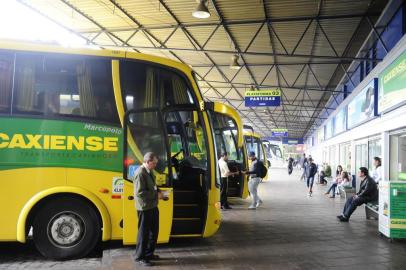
[324,165,343,198]
[337,167,378,222]
[338,171,352,189]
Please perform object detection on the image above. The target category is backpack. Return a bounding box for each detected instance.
[256,160,268,178]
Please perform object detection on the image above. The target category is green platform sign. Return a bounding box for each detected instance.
[379,50,406,113]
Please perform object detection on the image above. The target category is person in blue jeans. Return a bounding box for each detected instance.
[325,165,343,198]
[338,167,378,222]
[307,158,317,197]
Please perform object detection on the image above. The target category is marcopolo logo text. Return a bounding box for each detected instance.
[0,133,119,152]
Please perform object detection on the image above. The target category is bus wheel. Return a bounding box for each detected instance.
[32,197,101,260]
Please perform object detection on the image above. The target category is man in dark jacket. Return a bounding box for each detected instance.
[338,167,378,222]
[307,158,317,197]
[133,152,167,266]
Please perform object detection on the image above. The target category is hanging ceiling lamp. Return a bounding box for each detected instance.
[192,0,211,19]
[230,54,241,70]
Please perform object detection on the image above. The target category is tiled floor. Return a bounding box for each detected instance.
[2,167,405,270]
[104,167,406,270]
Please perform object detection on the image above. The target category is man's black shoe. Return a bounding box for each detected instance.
[336,215,343,219]
[339,216,349,222]
[146,254,160,260]
[224,205,232,209]
[137,259,154,266]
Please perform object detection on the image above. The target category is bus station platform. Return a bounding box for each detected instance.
[2,167,401,270]
[100,168,405,270]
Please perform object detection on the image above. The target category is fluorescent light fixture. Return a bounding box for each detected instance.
[192,0,210,19]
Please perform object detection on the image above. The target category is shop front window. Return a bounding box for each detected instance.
[390,132,406,181]
[368,138,382,171]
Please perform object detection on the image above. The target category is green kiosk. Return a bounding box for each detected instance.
[378,49,406,240]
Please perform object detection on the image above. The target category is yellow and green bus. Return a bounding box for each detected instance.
[243,126,269,180]
[0,40,241,259]
[208,103,248,199]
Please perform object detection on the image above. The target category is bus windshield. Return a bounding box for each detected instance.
[211,112,241,161]
[245,136,264,162]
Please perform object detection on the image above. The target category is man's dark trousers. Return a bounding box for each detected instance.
[343,196,366,219]
[135,207,159,260]
[220,177,229,206]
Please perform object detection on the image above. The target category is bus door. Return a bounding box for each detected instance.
[122,109,173,244]
[164,107,209,236]
[209,111,247,198]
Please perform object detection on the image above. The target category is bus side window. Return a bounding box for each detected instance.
[120,61,158,111]
[0,52,13,114]
[12,53,119,124]
[120,61,195,111]
[158,69,194,108]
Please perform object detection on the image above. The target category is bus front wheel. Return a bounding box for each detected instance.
[32,196,101,260]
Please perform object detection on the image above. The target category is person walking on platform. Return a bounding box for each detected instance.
[307,158,317,197]
[337,167,378,222]
[133,152,168,267]
[287,156,294,175]
[244,151,263,209]
[299,153,308,181]
[218,152,240,210]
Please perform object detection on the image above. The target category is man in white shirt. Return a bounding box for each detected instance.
[218,152,239,209]
[372,157,382,183]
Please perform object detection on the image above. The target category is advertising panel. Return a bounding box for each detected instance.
[317,127,324,144]
[379,181,406,239]
[347,79,377,129]
[0,118,122,172]
[325,119,334,139]
[334,107,347,135]
[379,50,406,113]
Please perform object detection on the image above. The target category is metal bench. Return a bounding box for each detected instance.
[338,186,355,199]
[365,202,379,220]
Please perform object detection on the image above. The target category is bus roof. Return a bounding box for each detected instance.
[243,130,261,139]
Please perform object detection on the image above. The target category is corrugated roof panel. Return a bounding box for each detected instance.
[157,0,219,24]
[289,22,317,55]
[204,27,234,51]
[318,18,362,56]
[216,0,265,21]
[204,67,227,83]
[232,66,255,84]
[59,0,136,30]
[249,66,275,85]
[164,28,196,49]
[228,24,265,52]
[22,0,98,31]
[271,20,314,54]
[185,25,219,48]
[109,0,177,26]
[277,65,306,86]
[265,0,319,18]
[321,0,372,16]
